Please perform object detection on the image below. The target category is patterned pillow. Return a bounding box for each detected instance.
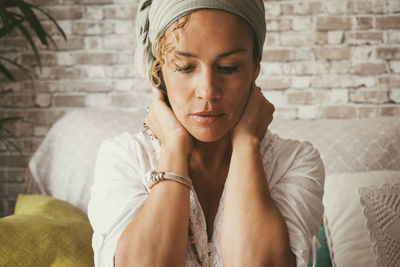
[270,118,400,175]
[28,109,146,212]
[0,194,94,267]
[323,171,400,267]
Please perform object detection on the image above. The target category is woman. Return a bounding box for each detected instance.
[88,1,324,266]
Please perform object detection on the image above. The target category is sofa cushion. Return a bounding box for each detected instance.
[28,109,146,212]
[0,194,94,267]
[270,117,400,175]
[322,170,400,267]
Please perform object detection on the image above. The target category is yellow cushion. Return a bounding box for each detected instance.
[0,194,94,267]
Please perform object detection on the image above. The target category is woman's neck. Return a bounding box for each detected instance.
[191,134,232,174]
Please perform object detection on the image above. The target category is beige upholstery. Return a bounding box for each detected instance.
[27,110,400,212]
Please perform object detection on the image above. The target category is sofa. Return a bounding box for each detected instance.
[1,109,399,267]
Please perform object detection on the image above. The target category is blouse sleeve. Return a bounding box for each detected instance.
[88,134,150,267]
[268,139,325,267]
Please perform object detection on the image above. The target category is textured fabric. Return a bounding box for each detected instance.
[28,109,146,213]
[88,129,324,267]
[359,183,400,267]
[0,194,94,267]
[308,226,332,267]
[269,117,400,175]
[135,0,266,83]
[323,171,400,267]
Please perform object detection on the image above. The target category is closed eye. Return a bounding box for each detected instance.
[217,65,239,75]
[175,64,194,74]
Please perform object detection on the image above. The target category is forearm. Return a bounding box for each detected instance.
[115,146,190,267]
[221,137,294,266]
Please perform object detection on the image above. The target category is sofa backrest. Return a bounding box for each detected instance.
[28,109,400,212]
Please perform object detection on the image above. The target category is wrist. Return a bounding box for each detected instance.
[231,134,260,151]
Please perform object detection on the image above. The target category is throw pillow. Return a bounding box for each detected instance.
[0,194,94,267]
[323,170,400,267]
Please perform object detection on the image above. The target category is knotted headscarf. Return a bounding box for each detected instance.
[135,0,266,85]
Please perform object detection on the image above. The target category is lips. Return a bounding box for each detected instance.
[191,111,225,124]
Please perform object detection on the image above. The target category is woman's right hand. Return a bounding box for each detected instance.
[145,88,194,156]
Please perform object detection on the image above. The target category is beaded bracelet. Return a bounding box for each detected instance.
[146,170,192,190]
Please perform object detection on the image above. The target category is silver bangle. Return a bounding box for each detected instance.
[146,170,192,190]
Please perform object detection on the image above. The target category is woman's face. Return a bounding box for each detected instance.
[161,9,260,142]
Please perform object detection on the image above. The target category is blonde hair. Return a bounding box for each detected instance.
[149,15,192,92]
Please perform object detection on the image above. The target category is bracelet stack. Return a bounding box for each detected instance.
[146,170,192,190]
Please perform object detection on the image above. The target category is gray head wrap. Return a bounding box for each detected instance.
[135,0,266,85]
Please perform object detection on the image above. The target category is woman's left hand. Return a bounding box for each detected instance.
[230,82,275,145]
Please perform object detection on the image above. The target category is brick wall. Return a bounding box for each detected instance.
[0,0,399,217]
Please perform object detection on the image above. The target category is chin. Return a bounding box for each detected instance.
[189,128,228,143]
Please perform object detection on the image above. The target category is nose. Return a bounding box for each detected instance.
[195,68,221,102]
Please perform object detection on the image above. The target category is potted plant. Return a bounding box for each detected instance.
[0,0,66,150]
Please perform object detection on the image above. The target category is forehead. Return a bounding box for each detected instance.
[164,9,253,52]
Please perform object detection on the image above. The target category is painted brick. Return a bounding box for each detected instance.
[316,16,351,30]
[21,53,57,66]
[42,6,84,20]
[72,22,114,35]
[111,92,151,107]
[350,90,389,104]
[389,89,400,103]
[346,32,384,45]
[388,0,400,12]
[287,90,315,104]
[75,53,116,65]
[265,2,281,17]
[380,106,400,116]
[27,110,66,126]
[51,37,84,51]
[376,16,400,29]
[0,155,29,168]
[291,17,312,31]
[329,61,350,74]
[84,37,103,49]
[54,95,86,107]
[353,1,385,14]
[35,93,52,107]
[266,18,292,32]
[323,1,349,14]
[351,62,387,75]
[274,107,298,119]
[104,5,137,19]
[314,47,351,60]
[298,106,320,119]
[263,49,293,62]
[85,6,104,20]
[291,77,311,89]
[103,35,136,50]
[280,2,323,15]
[295,48,314,61]
[358,106,378,118]
[378,76,400,89]
[376,47,400,60]
[354,16,373,29]
[352,46,375,60]
[389,61,400,73]
[283,61,329,75]
[387,31,400,44]
[280,32,317,46]
[328,31,344,44]
[322,105,357,118]
[258,77,291,90]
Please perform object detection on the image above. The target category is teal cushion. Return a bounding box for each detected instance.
[308,225,332,267]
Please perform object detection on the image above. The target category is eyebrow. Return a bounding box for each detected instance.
[174,48,247,59]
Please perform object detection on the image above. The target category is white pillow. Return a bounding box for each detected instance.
[323,171,400,267]
[28,109,146,213]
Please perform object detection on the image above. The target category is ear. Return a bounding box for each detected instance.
[252,60,261,82]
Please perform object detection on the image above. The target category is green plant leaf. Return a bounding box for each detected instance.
[28,3,67,41]
[0,0,10,30]
[0,61,15,81]
[0,55,30,72]
[12,17,42,70]
[0,132,21,152]
[16,0,48,46]
[0,117,24,124]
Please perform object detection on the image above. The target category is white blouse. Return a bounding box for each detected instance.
[88,129,325,267]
